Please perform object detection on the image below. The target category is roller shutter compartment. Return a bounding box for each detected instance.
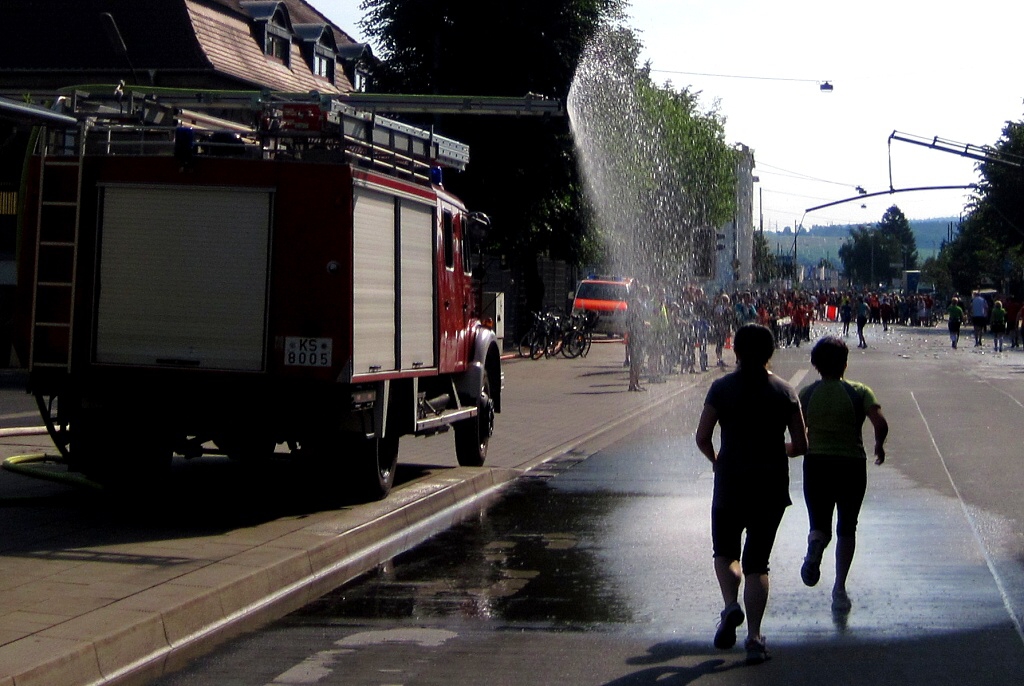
[95,185,272,371]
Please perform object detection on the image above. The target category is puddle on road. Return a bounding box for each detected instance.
[294,462,641,627]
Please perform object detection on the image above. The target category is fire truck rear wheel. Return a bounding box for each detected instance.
[350,435,399,502]
[454,372,493,467]
[72,412,172,489]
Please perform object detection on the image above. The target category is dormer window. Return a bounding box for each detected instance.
[294,23,338,85]
[264,23,291,65]
[313,51,333,80]
[241,2,293,66]
[337,42,375,94]
[353,69,368,92]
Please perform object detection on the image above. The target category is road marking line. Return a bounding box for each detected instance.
[788,369,808,388]
[982,379,1024,410]
[911,390,1024,647]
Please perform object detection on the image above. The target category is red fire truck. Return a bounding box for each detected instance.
[12,89,502,500]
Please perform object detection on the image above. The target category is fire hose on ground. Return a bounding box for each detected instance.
[0,426,103,491]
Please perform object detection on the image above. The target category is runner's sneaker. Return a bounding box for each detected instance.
[832,589,852,613]
[745,635,771,665]
[713,602,745,649]
[800,538,825,587]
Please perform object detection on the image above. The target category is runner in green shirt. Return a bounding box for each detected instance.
[798,335,888,614]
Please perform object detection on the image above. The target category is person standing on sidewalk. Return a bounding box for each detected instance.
[855,297,869,349]
[971,291,989,346]
[1006,296,1021,349]
[711,293,733,368]
[798,336,888,614]
[840,297,852,337]
[990,300,1007,352]
[695,324,808,664]
[627,285,651,392]
[947,297,964,349]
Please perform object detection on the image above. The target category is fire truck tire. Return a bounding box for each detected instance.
[454,372,493,467]
[350,435,399,501]
[72,412,172,489]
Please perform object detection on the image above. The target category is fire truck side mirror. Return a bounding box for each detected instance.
[466,212,490,242]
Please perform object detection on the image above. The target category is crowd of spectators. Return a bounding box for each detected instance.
[624,284,1023,388]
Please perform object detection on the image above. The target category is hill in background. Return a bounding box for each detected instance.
[765,217,957,266]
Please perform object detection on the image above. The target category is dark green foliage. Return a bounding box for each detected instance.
[753,230,780,282]
[969,120,1024,250]
[935,118,1024,295]
[838,205,918,287]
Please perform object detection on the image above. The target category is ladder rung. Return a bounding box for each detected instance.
[43,159,81,167]
[39,241,76,247]
[35,322,71,328]
[37,281,73,287]
[41,201,78,207]
[32,362,70,368]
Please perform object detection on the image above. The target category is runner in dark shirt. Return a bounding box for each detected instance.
[696,324,807,664]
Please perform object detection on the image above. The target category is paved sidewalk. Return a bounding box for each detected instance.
[0,342,702,686]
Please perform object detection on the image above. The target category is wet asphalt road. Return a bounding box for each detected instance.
[152,322,1024,686]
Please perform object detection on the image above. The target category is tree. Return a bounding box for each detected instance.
[940,223,1018,295]
[967,119,1024,251]
[752,230,780,283]
[877,205,918,272]
[933,118,1024,295]
[920,253,954,296]
[838,225,875,286]
[565,27,737,285]
[838,205,917,287]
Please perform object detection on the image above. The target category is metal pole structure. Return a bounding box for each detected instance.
[759,187,764,234]
[870,231,875,287]
[793,226,798,282]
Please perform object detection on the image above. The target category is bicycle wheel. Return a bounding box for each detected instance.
[562,331,585,358]
[581,332,593,357]
[531,334,547,360]
[519,331,538,358]
[545,333,562,358]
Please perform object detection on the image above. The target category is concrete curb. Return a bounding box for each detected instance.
[1,467,521,686]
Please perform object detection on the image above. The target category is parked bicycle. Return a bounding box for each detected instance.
[518,311,546,359]
[561,310,596,358]
[518,311,564,359]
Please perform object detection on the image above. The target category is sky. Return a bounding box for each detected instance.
[317,0,1023,232]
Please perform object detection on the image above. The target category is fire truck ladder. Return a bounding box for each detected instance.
[28,123,86,373]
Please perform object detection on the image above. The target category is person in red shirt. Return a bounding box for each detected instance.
[867,293,880,324]
[792,304,809,347]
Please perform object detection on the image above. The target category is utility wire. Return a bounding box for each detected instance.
[757,163,861,188]
[647,69,824,84]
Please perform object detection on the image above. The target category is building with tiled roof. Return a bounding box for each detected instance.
[0,0,373,94]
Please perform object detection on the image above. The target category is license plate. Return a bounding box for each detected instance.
[284,337,332,367]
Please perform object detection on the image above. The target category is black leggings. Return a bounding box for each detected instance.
[803,456,867,538]
[711,504,786,575]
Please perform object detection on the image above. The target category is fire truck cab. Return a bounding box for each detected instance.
[14,89,501,500]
